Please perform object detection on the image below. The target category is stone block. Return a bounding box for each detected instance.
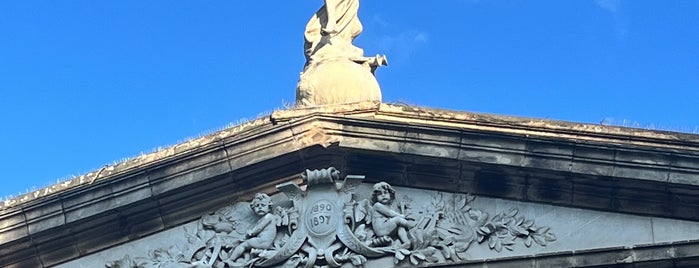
[611,166,668,182]
[651,217,699,244]
[634,260,673,268]
[74,217,129,255]
[24,201,65,235]
[526,175,573,205]
[484,258,535,268]
[150,162,231,196]
[0,226,28,245]
[226,138,300,172]
[64,196,117,224]
[113,185,152,207]
[676,258,699,267]
[119,201,164,239]
[534,255,575,268]
[472,171,526,200]
[573,145,615,161]
[404,161,460,192]
[5,257,42,268]
[458,148,525,167]
[149,149,231,196]
[0,239,32,264]
[521,156,572,172]
[61,184,113,209]
[111,172,150,195]
[673,241,699,258]
[575,248,632,267]
[0,212,26,245]
[401,140,460,160]
[668,202,699,220]
[670,155,699,170]
[525,140,574,156]
[158,179,235,227]
[614,188,670,215]
[572,183,612,209]
[570,160,614,176]
[668,171,699,186]
[460,132,527,151]
[36,235,79,267]
[404,127,462,146]
[615,149,671,166]
[339,134,404,154]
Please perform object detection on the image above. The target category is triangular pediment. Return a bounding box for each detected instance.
[2,103,699,267]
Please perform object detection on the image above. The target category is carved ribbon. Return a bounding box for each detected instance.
[256,228,308,267]
[336,218,386,258]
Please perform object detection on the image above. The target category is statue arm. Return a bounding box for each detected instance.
[248,215,274,237]
[374,203,402,218]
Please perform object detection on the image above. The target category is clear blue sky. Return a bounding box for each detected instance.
[1,1,698,198]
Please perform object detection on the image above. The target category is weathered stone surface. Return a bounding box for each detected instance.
[3,103,699,267]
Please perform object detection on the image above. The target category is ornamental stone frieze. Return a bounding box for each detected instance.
[106,168,555,268]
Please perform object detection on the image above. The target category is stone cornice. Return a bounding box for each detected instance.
[4,101,698,212]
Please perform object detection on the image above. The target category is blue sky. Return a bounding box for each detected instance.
[1,0,698,199]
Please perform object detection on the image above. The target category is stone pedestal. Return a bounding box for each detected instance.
[296,58,382,107]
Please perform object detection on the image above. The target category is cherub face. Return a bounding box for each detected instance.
[252,202,270,216]
[375,189,392,204]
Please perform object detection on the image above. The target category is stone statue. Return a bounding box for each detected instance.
[296,0,388,107]
[224,193,277,265]
[370,182,414,248]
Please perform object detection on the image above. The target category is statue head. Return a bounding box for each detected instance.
[250,193,273,216]
[371,182,396,204]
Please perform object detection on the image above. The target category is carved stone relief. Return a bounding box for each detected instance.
[106,168,555,267]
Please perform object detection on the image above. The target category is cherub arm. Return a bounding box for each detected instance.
[247,214,274,237]
[373,203,403,218]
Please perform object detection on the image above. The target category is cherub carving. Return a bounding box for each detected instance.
[370,182,415,248]
[224,193,278,265]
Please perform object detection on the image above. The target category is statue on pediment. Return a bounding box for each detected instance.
[296,0,388,107]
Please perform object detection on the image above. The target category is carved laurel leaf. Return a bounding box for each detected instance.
[507,208,519,218]
[523,219,535,228]
[394,251,406,264]
[455,195,467,211]
[478,226,490,235]
[525,236,533,247]
[453,241,471,252]
[409,254,420,266]
[455,251,469,261]
[532,234,547,246]
[440,245,452,260]
[513,225,529,236]
[494,240,503,252]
